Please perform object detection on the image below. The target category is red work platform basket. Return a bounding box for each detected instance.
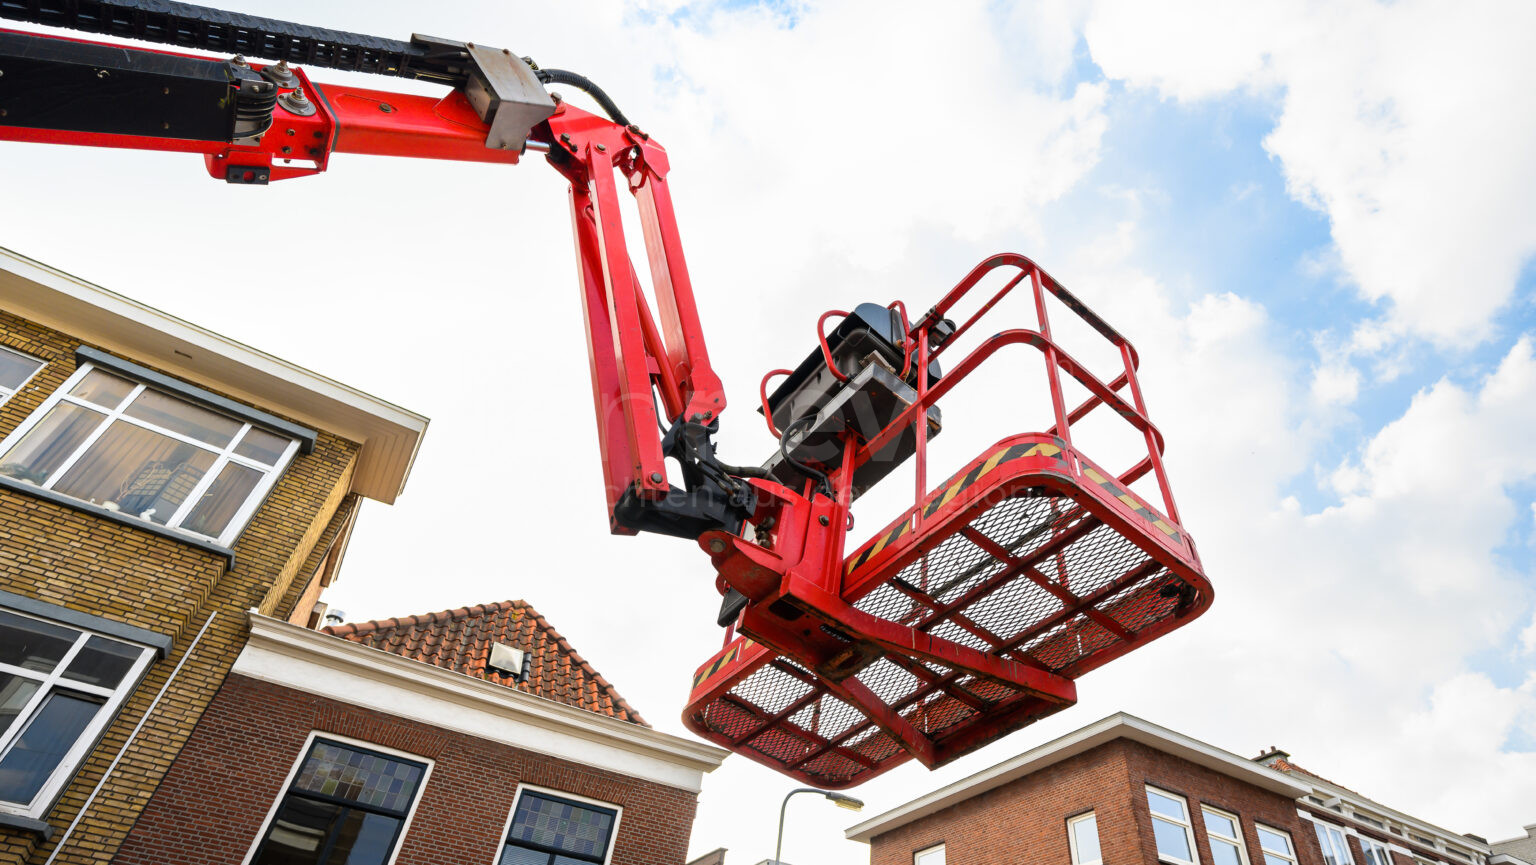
[684,254,1212,788]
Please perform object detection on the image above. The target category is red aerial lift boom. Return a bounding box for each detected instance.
[0,0,1213,788]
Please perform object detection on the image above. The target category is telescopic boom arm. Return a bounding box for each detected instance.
[0,0,752,539]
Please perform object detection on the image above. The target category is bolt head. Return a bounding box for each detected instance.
[708,539,726,554]
[649,472,665,484]
[818,515,831,526]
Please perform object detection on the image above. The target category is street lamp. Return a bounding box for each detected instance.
[774,787,865,865]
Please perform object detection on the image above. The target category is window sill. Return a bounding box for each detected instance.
[0,810,53,841]
[0,475,235,569]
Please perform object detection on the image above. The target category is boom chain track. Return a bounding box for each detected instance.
[0,0,464,82]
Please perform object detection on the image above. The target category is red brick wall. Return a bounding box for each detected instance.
[115,674,701,865]
[869,738,1324,865]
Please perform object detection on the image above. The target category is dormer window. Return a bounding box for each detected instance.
[0,354,309,546]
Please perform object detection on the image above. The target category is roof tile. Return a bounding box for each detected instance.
[323,599,648,727]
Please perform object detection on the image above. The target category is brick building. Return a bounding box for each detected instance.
[846,713,1497,865]
[115,600,728,865]
[0,248,427,863]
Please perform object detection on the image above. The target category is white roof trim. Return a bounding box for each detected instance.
[1289,773,1490,854]
[233,614,728,792]
[844,712,1310,843]
[0,247,427,503]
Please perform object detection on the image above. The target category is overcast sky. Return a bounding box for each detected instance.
[4,1,1534,862]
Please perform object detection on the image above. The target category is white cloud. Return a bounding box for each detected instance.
[1083,0,1536,347]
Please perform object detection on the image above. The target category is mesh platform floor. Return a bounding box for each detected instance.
[687,491,1199,787]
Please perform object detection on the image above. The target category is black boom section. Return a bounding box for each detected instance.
[0,0,467,83]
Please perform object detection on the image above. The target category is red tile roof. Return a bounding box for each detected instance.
[323,600,648,727]
[1259,754,1367,799]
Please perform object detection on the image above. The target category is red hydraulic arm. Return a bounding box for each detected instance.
[0,2,1214,789]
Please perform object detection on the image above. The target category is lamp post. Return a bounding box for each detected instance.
[774,787,865,865]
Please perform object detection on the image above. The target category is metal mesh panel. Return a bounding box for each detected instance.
[688,475,1202,788]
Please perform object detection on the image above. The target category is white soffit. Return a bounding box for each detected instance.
[845,712,1311,843]
[0,247,427,503]
[234,614,729,792]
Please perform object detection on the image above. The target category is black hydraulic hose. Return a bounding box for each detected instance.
[780,415,831,497]
[536,68,631,127]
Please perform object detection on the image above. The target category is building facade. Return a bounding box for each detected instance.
[0,248,427,863]
[847,713,1496,865]
[1491,826,1536,865]
[115,600,728,865]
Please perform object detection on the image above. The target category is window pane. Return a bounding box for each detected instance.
[1205,811,1238,839]
[0,402,104,485]
[1154,819,1194,862]
[253,799,400,865]
[0,674,40,738]
[0,351,41,392]
[1148,789,1186,819]
[1316,825,1347,865]
[323,811,397,865]
[0,690,102,803]
[0,609,79,672]
[62,635,143,689]
[123,390,241,447]
[500,847,550,865]
[52,421,215,522]
[235,427,290,465]
[254,797,338,864]
[292,741,424,815]
[1073,815,1102,863]
[180,462,263,538]
[509,793,615,861]
[68,369,135,408]
[1266,855,1293,865]
[1213,838,1245,865]
[915,846,946,865]
[1259,828,1292,855]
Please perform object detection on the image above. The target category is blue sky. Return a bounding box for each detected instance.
[1,1,1533,862]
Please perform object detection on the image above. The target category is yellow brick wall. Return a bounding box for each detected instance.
[0,311,364,864]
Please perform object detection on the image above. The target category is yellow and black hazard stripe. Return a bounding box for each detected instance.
[1080,466,1181,541]
[844,439,1068,575]
[692,639,749,690]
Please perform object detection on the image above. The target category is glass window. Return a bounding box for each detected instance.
[1360,838,1395,865]
[0,348,43,406]
[1316,822,1356,865]
[1146,786,1199,865]
[0,608,154,817]
[914,845,946,865]
[1257,826,1297,865]
[1203,807,1249,865]
[0,363,298,545]
[251,739,427,865]
[502,790,619,865]
[1069,813,1102,865]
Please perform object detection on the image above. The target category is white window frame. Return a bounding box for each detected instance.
[1068,811,1103,865]
[1146,785,1201,865]
[0,607,156,819]
[0,346,44,407]
[0,362,301,546]
[495,782,624,865]
[1315,821,1357,865]
[241,730,434,865]
[1255,824,1298,865]
[1202,805,1251,865]
[914,843,946,865]
[1359,836,1394,865]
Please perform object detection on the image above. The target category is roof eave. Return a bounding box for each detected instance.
[0,247,427,503]
[845,712,1310,843]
